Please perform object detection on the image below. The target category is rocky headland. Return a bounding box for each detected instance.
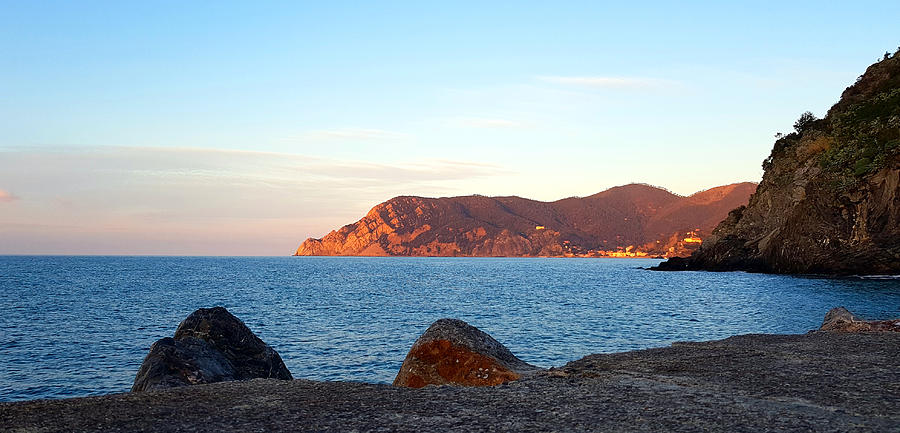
[296,182,756,258]
[2,307,899,432]
[655,53,900,275]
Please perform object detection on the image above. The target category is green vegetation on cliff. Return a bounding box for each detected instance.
[767,49,900,188]
[823,86,900,181]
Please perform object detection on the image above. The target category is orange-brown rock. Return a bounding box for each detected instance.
[393,319,539,388]
[295,182,756,257]
[818,307,900,333]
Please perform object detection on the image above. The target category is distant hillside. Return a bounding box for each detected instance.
[295,182,757,257]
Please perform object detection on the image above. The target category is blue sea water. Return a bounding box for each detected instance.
[0,256,898,402]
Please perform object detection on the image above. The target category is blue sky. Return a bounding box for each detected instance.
[1,1,898,254]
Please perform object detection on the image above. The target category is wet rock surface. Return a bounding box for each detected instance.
[131,307,292,392]
[393,319,540,387]
[3,331,899,432]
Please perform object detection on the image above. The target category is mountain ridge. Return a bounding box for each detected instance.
[295,182,757,257]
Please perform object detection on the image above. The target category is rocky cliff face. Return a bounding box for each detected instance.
[656,54,900,275]
[295,182,756,257]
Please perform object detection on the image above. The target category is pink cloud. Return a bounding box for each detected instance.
[0,189,18,203]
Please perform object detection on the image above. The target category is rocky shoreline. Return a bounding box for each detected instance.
[2,308,899,432]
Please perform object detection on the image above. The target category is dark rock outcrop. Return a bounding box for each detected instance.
[130,337,236,391]
[132,307,292,392]
[296,182,756,258]
[393,319,539,388]
[655,54,900,275]
[172,307,293,381]
[818,307,900,332]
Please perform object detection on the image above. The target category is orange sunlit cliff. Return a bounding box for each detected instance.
[295,182,757,258]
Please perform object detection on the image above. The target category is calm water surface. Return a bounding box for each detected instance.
[1,256,898,402]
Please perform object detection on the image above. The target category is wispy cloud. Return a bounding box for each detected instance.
[290,128,410,141]
[537,75,677,89]
[301,158,509,185]
[0,188,18,203]
[0,146,511,254]
[69,146,506,186]
[458,118,523,129]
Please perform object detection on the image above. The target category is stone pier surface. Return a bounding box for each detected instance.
[3,331,899,432]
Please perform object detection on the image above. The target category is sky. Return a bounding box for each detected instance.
[1,1,898,255]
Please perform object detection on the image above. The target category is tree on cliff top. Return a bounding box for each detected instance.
[793,111,818,134]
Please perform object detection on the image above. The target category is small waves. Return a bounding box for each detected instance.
[0,255,898,402]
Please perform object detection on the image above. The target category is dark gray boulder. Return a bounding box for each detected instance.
[132,307,292,392]
[131,337,235,391]
[173,307,293,381]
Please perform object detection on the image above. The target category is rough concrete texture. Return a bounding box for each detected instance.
[393,318,539,387]
[3,331,899,432]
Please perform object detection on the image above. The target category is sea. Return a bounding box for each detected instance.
[1,256,898,402]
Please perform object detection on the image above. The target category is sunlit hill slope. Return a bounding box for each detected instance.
[295,183,757,258]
